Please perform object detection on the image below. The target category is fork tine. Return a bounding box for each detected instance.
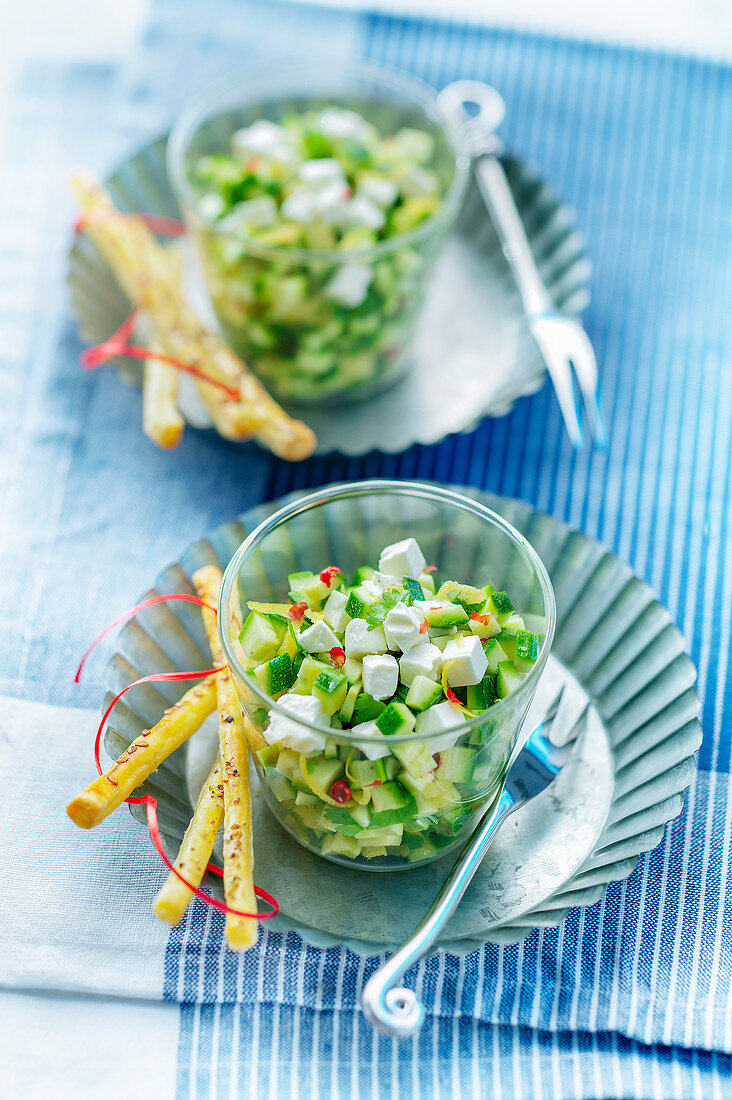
[541,684,567,727]
[530,322,584,448]
[565,701,591,742]
[565,325,608,449]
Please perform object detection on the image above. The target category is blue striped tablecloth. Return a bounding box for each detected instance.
[1,1,731,1096]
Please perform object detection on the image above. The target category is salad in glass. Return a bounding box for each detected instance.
[167,61,468,406]
[219,482,554,870]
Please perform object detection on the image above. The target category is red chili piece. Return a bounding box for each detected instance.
[445,687,464,707]
[319,566,343,588]
[330,780,352,804]
[432,753,441,769]
[289,601,308,622]
[419,619,429,634]
[470,611,495,626]
[329,646,346,668]
[423,565,437,573]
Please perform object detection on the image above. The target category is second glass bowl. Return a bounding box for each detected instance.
[167,59,468,406]
[219,481,555,871]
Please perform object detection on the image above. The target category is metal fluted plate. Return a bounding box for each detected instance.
[102,488,700,953]
[67,136,591,456]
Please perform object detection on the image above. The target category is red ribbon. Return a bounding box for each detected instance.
[74,209,240,400]
[74,210,186,238]
[79,593,279,924]
[79,308,241,400]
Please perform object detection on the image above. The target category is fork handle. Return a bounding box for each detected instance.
[473,154,554,319]
[361,786,517,1038]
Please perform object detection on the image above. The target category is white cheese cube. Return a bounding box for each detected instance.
[324,262,373,308]
[219,195,278,231]
[358,176,398,208]
[313,179,352,212]
[232,120,296,163]
[398,642,443,685]
[298,158,345,186]
[281,190,320,224]
[344,618,389,659]
[264,693,329,753]
[362,653,399,700]
[415,700,462,752]
[319,108,371,142]
[342,195,385,230]
[323,589,350,634]
[383,601,425,653]
[350,719,390,760]
[297,619,341,654]
[369,571,402,593]
[441,635,488,687]
[379,538,426,579]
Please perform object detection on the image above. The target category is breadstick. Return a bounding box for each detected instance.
[193,566,258,949]
[71,172,316,460]
[67,677,217,829]
[143,341,185,449]
[153,757,224,926]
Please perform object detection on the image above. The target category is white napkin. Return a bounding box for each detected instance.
[0,694,171,999]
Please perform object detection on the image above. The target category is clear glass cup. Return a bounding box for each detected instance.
[167,59,469,406]
[219,481,555,871]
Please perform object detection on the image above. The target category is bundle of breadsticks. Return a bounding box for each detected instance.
[67,567,267,950]
[71,172,316,461]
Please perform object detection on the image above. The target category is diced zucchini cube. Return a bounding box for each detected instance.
[487,590,514,616]
[253,653,294,697]
[496,660,523,699]
[515,630,538,663]
[345,591,366,619]
[375,702,415,737]
[312,668,349,715]
[239,610,287,662]
[405,675,443,711]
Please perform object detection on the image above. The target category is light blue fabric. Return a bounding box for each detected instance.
[1,1,731,1096]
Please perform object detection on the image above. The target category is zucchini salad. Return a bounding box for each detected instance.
[189,106,448,404]
[236,537,542,867]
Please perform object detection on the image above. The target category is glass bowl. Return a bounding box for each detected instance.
[167,59,469,407]
[219,481,555,871]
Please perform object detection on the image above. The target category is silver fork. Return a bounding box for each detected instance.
[361,688,589,1038]
[438,80,608,450]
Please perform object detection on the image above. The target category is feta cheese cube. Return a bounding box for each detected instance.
[344,618,389,659]
[264,693,328,753]
[415,700,462,751]
[219,195,278,231]
[323,589,350,634]
[319,108,371,142]
[281,190,320,224]
[350,719,390,760]
[370,571,402,593]
[232,120,296,164]
[342,195,385,230]
[313,179,352,212]
[383,601,425,653]
[379,538,426,580]
[362,654,399,700]
[358,176,398,208]
[297,619,341,654]
[324,262,373,309]
[441,635,488,687]
[398,642,443,685]
[298,158,345,186]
